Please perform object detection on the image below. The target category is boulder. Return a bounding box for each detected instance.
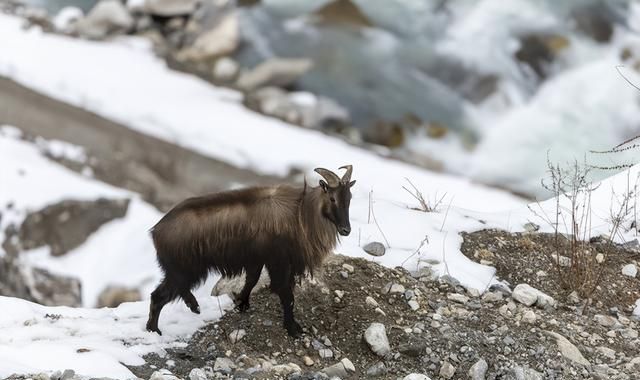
[96,285,141,307]
[0,255,82,306]
[211,268,270,298]
[53,7,84,34]
[237,58,313,92]
[512,284,555,308]
[143,0,199,17]
[545,331,590,366]
[76,0,134,40]
[176,13,239,62]
[15,198,130,257]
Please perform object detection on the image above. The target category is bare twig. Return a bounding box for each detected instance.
[369,190,391,248]
[401,235,430,268]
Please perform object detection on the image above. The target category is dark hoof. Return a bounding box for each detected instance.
[190,304,201,314]
[146,322,162,336]
[285,320,303,338]
[236,301,250,313]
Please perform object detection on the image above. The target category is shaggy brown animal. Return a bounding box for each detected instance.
[146,166,355,337]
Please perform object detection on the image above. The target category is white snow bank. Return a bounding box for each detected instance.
[0,295,232,379]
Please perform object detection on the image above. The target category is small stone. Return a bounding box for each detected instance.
[188,368,207,380]
[545,331,590,366]
[303,356,314,366]
[364,322,391,357]
[318,349,333,359]
[229,329,246,343]
[621,328,638,339]
[594,314,618,328]
[512,284,555,308]
[439,362,456,379]
[596,253,605,263]
[468,359,488,380]
[321,362,348,378]
[509,366,543,380]
[60,370,75,380]
[622,264,638,278]
[212,57,239,82]
[597,346,616,359]
[150,370,180,380]
[366,362,387,377]
[408,300,420,311]
[365,296,379,308]
[213,357,236,374]
[342,263,355,273]
[447,293,469,304]
[482,292,503,303]
[403,374,431,380]
[522,310,537,323]
[341,358,355,373]
[364,241,386,256]
[334,290,345,298]
[390,284,405,294]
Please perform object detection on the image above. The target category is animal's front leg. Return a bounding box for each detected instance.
[268,263,303,337]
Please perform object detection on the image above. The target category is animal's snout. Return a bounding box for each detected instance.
[339,226,351,236]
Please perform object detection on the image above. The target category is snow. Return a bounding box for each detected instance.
[0,295,232,379]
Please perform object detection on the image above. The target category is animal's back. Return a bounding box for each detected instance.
[151,185,302,271]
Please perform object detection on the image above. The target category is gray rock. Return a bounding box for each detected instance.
[96,285,141,308]
[545,331,590,366]
[177,13,239,62]
[149,370,180,380]
[318,348,333,359]
[188,368,208,380]
[363,241,386,257]
[211,268,270,298]
[364,322,390,357]
[366,362,387,377]
[0,255,82,307]
[468,359,488,380]
[60,370,75,380]
[13,198,129,257]
[447,293,469,304]
[622,264,637,278]
[403,374,431,380]
[143,0,199,16]
[213,357,236,374]
[507,366,543,380]
[229,329,246,343]
[594,314,619,328]
[439,361,456,379]
[237,58,313,92]
[76,0,134,39]
[512,284,555,308]
[321,362,348,378]
[212,57,240,83]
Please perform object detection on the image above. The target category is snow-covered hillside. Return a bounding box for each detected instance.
[1,7,639,378]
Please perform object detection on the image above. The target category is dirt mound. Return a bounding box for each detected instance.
[131,250,640,380]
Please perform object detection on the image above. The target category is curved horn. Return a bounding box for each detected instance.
[339,165,353,183]
[314,168,340,187]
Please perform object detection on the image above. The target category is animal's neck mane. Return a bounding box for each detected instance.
[297,182,338,274]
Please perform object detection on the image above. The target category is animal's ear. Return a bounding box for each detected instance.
[349,180,356,188]
[319,180,329,192]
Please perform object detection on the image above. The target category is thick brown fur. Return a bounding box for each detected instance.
[145,180,352,337]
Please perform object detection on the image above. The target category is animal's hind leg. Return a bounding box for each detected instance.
[236,264,263,313]
[146,278,177,335]
[180,289,200,314]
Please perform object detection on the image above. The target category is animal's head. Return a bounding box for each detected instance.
[314,165,356,236]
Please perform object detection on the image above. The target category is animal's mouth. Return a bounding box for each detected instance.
[338,226,351,236]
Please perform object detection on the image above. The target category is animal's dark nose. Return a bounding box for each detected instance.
[339,226,351,236]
